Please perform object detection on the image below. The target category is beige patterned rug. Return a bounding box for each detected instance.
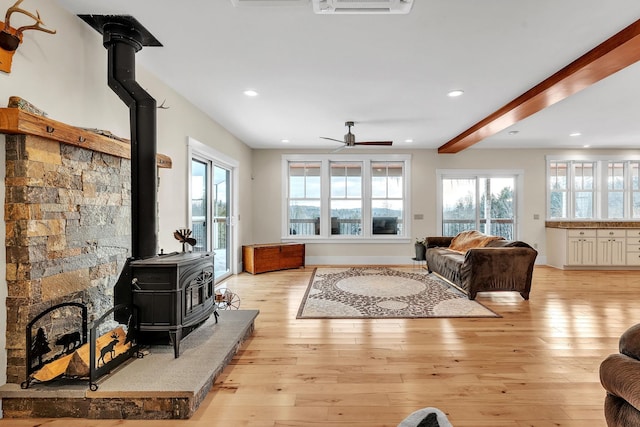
[297,267,500,319]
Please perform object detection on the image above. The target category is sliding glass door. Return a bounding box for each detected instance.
[191,159,209,252]
[440,174,517,239]
[190,155,233,283]
[212,165,231,280]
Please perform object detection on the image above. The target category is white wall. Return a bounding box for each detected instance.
[0,0,253,386]
[136,68,254,257]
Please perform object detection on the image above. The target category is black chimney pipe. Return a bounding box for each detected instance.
[103,22,157,259]
[79,15,162,260]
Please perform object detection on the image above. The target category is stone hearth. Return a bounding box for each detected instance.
[0,310,258,419]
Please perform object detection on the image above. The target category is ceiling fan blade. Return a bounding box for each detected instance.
[320,137,346,144]
[354,141,393,146]
[331,145,347,153]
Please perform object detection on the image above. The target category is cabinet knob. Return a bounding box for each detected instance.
[579,232,584,235]
[609,231,614,235]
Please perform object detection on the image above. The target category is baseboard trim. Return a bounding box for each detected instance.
[306,256,419,265]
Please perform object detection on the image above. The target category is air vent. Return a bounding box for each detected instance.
[312,0,413,14]
[230,0,309,6]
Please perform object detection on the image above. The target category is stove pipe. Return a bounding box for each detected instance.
[79,15,162,260]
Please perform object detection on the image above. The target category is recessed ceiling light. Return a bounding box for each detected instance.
[281,139,290,143]
[404,139,414,143]
[583,145,591,148]
[508,130,519,135]
[570,132,582,137]
[243,89,259,97]
[447,89,464,97]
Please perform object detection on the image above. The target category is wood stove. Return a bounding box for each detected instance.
[78,15,220,359]
[131,252,217,358]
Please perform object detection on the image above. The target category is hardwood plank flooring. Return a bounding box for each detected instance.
[2,265,639,426]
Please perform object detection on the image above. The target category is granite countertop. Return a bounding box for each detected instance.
[545,221,640,229]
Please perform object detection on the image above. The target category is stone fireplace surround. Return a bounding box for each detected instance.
[3,108,140,385]
[0,106,257,418]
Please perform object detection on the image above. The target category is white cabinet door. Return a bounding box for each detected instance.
[568,237,597,265]
[597,229,626,265]
[582,238,597,265]
[611,238,626,265]
[567,238,582,265]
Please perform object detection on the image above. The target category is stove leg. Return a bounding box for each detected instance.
[169,328,182,358]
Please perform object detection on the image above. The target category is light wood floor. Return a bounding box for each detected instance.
[2,265,639,427]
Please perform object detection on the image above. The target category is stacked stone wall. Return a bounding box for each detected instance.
[4,134,131,383]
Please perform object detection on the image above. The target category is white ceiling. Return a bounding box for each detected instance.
[54,0,640,151]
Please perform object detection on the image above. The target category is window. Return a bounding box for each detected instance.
[372,162,404,235]
[549,161,568,218]
[288,162,321,236]
[573,162,595,219]
[605,160,640,219]
[330,162,362,236]
[437,170,522,240]
[546,156,640,220]
[607,162,624,218]
[633,162,640,218]
[283,154,410,241]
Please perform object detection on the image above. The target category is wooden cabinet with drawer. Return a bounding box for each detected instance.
[242,243,305,274]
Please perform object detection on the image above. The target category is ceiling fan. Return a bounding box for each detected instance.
[321,121,393,151]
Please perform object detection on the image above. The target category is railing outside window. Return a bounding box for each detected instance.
[192,217,226,251]
[289,218,403,237]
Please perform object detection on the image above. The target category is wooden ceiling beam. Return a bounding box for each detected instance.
[438,18,640,154]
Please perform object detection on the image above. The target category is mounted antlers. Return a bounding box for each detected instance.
[0,0,56,73]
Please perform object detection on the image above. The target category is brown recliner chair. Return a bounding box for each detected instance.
[600,323,640,426]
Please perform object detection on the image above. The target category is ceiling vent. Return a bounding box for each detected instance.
[312,0,413,14]
[230,0,309,6]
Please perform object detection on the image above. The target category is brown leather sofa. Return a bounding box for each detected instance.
[600,323,640,426]
[424,231,537,300]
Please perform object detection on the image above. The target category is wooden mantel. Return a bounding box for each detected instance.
[0,108,172,168]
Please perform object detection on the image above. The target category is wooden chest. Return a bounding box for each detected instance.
[242,243,305,274]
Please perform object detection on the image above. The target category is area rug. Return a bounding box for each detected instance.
[297,267,499,319]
